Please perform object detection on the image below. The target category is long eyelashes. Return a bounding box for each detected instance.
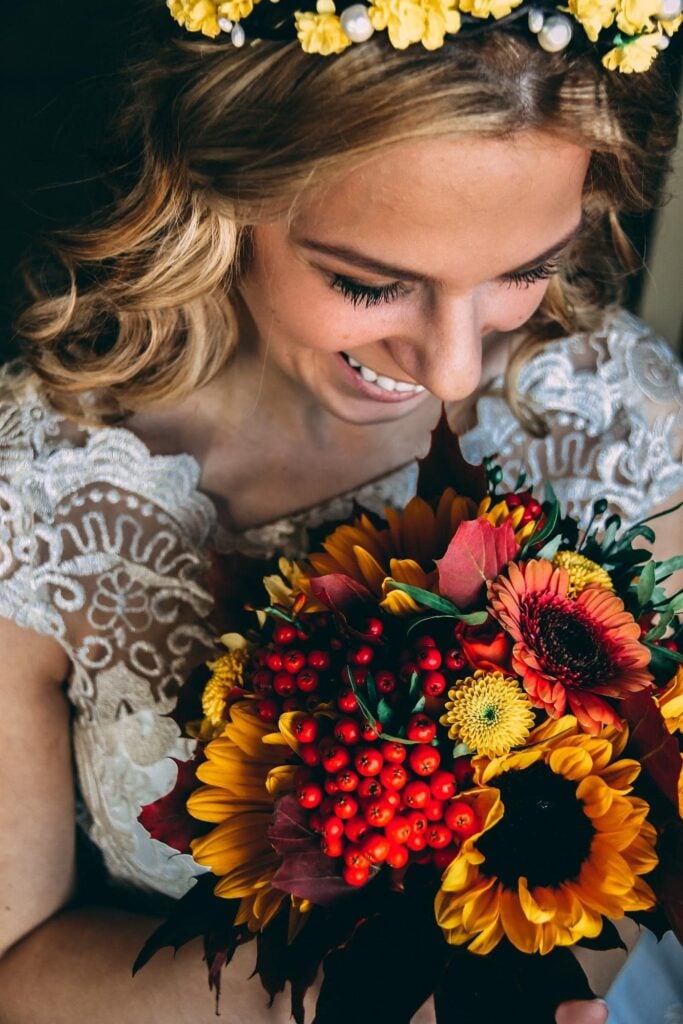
[330,261,559,308]
[330,274,409,308]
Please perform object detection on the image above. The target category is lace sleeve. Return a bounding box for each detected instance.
[0,370,220,895]
[460,311,683,525]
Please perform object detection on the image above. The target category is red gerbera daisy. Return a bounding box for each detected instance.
[488,559,653,734]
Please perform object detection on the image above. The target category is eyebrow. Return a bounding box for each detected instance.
[294,221,584,283]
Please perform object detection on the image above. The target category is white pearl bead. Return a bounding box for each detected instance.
[527,8,545,34]
[658,0,681,18]
[537,14,573,52]
[340,4,375,41]
[656,33,671,48]
[218,16,233,31]
[231,22,246,46]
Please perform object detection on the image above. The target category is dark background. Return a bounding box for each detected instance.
[1,1,681,361]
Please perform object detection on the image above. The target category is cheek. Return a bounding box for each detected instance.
[492,280,552,331]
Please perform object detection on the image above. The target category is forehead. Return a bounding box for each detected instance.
[289,131,590,281]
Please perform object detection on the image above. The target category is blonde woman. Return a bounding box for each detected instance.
[0,4,681,1022]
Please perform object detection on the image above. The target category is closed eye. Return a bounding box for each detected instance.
[503,259,560,288]
[329,273,412,307]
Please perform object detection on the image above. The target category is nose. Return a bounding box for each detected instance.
[400,291,483,403]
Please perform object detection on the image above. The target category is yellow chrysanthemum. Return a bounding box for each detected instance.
[566,0,617,41]
[478,495,538,545]
[616,0,660,33]
[368,0,460,48]
[457,0,524,18]
[167,0,257,36]
[551,551,614,599]
[202,648,249,727]
[435,716,658,955]
[657,667,683,735]
[308,489,476,614]
[659,12,682,35]
[602,32,663,71]
[189,703,302,931]
[440,670,535,757]
[295,10,352,53]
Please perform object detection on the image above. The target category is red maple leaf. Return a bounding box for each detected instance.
[435,518,518,610]
[138,752,208,853]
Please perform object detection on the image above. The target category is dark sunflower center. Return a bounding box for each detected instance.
[524,596,613,685]
[477,762,595,889]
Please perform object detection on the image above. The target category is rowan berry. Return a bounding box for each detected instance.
[337,689,359,714]
[421,670,447,697]
[424,798,445,822]
[308,649,332,670]
[361,833,391,864]
[273,623,297,646]
[324,776,340,795]
[406,715,437,744]
[256,698,279,723]
[343,845,371,869]
[385,816,412,845]
[343,863,370,887]
[408,744,441,777]
[348,645,374,666]
[357,777,383,801]
[296,669,319,693]
[352,667,369,686]
[403,781,431,809]
[406,811,428,835]
[452,756,474,789]
[363,798,395,828]
[426,823,453,849]
[385,843,409,869]
[294,715,319,744]
[375,670,396,695]
[251,669,273,695]
[379,740,406,764]
[297,783,323,809]
[363,617,384,638]
[344,815,370,844]
[416,647,442,671]
[416,635,437,648]
[283,650,306,674]
[405,830,428,852]
[299,744,321,767]
[322,816,344,839]
[384,790,401,809]
[320,835,343,858]
[335,769,359,792]
[333,794,359,820]
[273,671,297,697]
[444,800,480,838]
[360,722,381,742]
[379,764,408,791]
[334,718,361,746]
[320,744,351,774]
[429,770,456,801]
[444,648,467,672]
[354,747,384,777]
[265,651,284,672]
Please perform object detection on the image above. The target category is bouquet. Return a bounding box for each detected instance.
[136,415,683,1024]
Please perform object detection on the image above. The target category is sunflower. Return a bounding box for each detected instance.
[489,559,652,733]
[188,702,303,931]
[434,715,658,955]
[440,670,535,757]
[657,666,683,735]
[308,489,476,614]
[477,494,541,545]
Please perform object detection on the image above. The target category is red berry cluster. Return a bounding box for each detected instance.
[501,489,545,529]
[293,712,479,888]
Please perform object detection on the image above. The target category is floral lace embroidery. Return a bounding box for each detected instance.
[0,309,680,898]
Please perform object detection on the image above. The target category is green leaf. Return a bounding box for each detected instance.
[600,517,620,552]
[637,561,656,608]
[644,642,683,665]
[619,523,656,547]
[451,742,472,758]
[521,500,560,556]
[645,608,675,642]
[407,614,463,637]
[408,671,421,701]
[365,670,378,708]
[345,667,378,729]
[385,581,487,624]
[535,535,563,561]
[655,555,683,583]
[377,698,395,728]
[638,499,683,527]
[410,695,426,715]
[544,480,559,504]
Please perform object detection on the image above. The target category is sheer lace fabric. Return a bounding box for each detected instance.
[0,310,680,898]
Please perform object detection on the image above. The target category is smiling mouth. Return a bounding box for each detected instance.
[341,352,425,395]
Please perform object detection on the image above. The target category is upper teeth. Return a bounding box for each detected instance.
[347,355,425,394]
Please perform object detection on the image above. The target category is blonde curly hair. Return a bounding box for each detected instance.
[16,28,680,426]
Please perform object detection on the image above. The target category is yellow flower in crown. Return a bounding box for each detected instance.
[457,0,525,19]
[434,716,658,955]
[369,0,428,48]
[660,12,682,35]
[602,31,663,71]
[420,0,462,48]
[566,0,617,41]
[616,0,661,33]
[167,0,258,36]
[295,6,353,53]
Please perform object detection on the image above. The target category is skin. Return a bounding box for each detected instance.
[2,131,657,1022]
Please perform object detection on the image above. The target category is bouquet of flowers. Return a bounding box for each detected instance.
[136,415,682,1024]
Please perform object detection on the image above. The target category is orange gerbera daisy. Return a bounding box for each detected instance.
[434,716,658,955]
[188,703,305,932]
[488,559,652,733]
[308,489,476,614]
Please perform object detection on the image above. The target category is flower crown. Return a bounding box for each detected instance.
[168,0,681,71]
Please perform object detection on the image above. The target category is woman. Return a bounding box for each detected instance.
[0,3,681,1021]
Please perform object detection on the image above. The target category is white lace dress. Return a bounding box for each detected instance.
[0,310,681,906]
